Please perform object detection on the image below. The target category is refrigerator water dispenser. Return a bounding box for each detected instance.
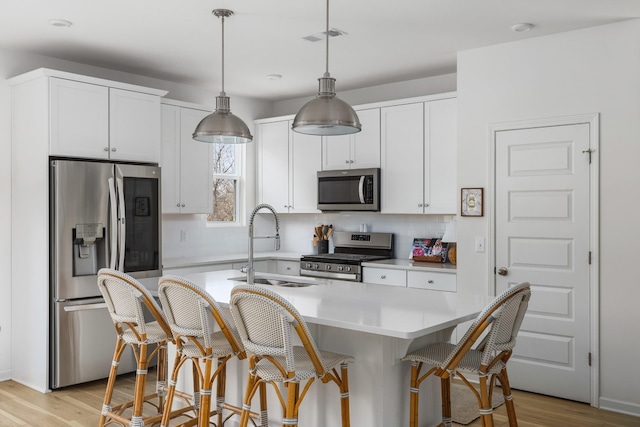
[73,223,104,276]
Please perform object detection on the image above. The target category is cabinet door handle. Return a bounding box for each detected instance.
[176,203,180,207]
[104,147,109,152]
[181,203,185,207]
[349,160,354,163]
[381,275,386,279]
[427,280,434,284]
[111,147,117,152]
[418,203,423,207]
[345,160,350,164]
[286,267,291,271]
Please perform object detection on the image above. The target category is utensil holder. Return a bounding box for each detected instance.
[317,240,329,254]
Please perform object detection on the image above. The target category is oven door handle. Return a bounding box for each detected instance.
[358,175,365,204]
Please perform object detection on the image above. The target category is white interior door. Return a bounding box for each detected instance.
[495,123,592,403]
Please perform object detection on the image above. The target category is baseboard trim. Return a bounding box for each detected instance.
[599,397,640,418]
[0,369,11,382]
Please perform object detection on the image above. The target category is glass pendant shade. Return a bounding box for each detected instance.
[194,9,252,144]
[193,94,253,143]
[292,75,361,135]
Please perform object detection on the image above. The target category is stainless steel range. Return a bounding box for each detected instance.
[300,231,393,281]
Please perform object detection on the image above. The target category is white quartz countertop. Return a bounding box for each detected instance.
[163,251,302,269]
[141,269,487,340]
[362,258,457,273]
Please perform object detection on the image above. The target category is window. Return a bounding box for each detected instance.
[208,143,242,223]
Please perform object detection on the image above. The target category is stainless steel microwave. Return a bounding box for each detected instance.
[317,168,380,211]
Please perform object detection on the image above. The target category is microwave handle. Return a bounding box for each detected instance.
[358,176,366,204]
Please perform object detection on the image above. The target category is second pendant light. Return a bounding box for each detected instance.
[292,0,361,136]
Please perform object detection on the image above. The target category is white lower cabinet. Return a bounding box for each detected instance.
[363,266,457,292]
[163,263,233,276]
[362,268,407,287]
[407,271,456,292]
[275,260,300,276]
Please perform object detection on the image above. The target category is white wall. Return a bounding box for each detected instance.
[0,47,271,382]
[457,20,640,415]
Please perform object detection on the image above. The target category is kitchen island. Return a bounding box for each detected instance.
[141,270,489,427]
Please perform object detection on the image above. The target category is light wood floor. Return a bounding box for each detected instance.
[0,368,638,426]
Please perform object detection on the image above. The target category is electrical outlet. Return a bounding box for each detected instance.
[180,230,187,242]
[475,237,485,253]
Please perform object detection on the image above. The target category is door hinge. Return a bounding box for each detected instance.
[588,251,592,265]
[588,352,592,366]
[582,149,593,164]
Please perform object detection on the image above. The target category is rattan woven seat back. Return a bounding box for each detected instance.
[402,282,531,427]
[157,275,261,427]
[97,268,183,427]
[229,284,354,427]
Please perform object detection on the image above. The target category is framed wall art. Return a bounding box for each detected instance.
[461,188,483,217]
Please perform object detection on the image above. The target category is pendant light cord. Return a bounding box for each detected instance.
[221,14,226,95]
[325,0,330,76]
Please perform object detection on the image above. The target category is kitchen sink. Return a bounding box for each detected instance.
[228,276,316,287]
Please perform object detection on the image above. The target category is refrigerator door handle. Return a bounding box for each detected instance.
[63,302,108,312]
[116,177,126,272]
[108,177,118,269]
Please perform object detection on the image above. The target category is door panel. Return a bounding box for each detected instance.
[495,123,591,403]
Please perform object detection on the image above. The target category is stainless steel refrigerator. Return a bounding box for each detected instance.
[49,159,162,389]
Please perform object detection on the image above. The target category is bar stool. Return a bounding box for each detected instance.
[401,282,531,427]
[229,284,354,427]
[157,275,265,427]
[97,268,195,427]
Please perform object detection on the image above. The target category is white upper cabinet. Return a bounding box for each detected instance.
[381,102,425,213]
[50,78,110,159]
[257,120,290,213]
[322,108,381,170]
[381,96,457,214]
[161,102,213,214]
[109,88,161,163]
[257,120,321,214]
[11,69,166,163]
[424,97,457,214]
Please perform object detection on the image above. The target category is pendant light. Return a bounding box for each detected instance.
[292,0,361,136]
[193,9,253,144]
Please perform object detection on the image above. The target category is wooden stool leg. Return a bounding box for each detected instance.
[239,371,259,427]
[156,343,167,414]
[99,336,126,427]
[498,369,519,427]
[259,381,268,427]
[478,375,494,427]
[441,376,452,427]
[131,342,149,427]
[408,361,421,427]
[216,359,226,427]
[160,351,183,427]
[339,363,351,427]
[198,358,213,427]
[284,380,300,427]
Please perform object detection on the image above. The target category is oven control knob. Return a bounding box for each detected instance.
[326,265,332,270]
[313,264,319,269]
[337,265,344,271]
[305,263,312,269]
[346,266,352,272]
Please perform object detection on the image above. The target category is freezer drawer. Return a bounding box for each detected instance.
[51,298,137,389]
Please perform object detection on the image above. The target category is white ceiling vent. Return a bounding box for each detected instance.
[302,28,348,42]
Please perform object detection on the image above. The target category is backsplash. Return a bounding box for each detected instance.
[163,212,453,261]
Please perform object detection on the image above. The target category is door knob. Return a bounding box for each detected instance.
[497,267,508,276]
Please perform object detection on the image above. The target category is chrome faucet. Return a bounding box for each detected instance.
[247,203,280,284]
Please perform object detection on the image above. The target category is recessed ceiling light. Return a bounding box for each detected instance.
[511,23,533,32]
[49,18,73,28]
[266,74,282,81]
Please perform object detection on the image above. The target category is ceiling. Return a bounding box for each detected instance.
[2,0,640,101]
